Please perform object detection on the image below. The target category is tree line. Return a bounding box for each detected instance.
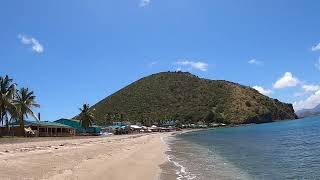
[0,75,39,136]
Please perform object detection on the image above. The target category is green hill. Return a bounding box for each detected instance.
[90,72,297,125]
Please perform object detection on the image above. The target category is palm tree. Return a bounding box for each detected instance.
[0,75,17,134]
[14,88,40,136]
[79,104,95,129]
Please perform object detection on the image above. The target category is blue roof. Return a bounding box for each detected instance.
[54,118,102,134]
[12,120,74,128]
[54,118,85,133]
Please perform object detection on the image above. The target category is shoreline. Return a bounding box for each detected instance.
[1,121,316,179]
[0,133,169,180]
[0,129,208,180]
[159,128,208,180]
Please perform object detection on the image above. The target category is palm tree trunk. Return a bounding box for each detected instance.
[5,115,9,135]
[10,118,14,137]
[0,113,3,137]
[20,114,25,137]
[0,121,2,137]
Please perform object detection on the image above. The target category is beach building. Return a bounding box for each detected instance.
[0,121,76,137]
[150,125,160,132]
[130,125,142,133]
[108,125,130,135]
[54,118,85,134]
[54,118,102,135]
[31,121,76,137]
[162,120,177,127]
[104,122,130,135]
[86,125,102,135]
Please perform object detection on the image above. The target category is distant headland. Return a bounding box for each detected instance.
[87,71,298,126]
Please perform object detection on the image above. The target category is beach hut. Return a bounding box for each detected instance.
[130,125,142,133]
[107,124,130,135]
[150,125,160,132]
[85,125,102,136]
[0,121,76,137]
[105,122,130,135]
[54,118,86,134]
[54,118,102,135]
[162,120,177,127]
[160,127,173,132]
[31,121,76,137]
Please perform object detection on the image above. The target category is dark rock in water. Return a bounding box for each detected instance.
[87,71,297,125]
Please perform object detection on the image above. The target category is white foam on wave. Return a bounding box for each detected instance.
[161,136,196,180]
[167,154,196,180]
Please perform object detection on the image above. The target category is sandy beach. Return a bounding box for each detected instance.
[0,133,169,180]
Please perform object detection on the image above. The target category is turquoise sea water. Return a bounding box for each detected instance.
[165,116,320,180]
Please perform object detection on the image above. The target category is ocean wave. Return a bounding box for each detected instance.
[161,135,196,180]
[167,154,196,180]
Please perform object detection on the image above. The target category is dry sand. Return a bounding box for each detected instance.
[0,133,169,180]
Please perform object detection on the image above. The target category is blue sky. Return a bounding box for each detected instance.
[1,0,320,120]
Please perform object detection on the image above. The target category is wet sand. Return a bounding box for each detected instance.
[159,129,208,180]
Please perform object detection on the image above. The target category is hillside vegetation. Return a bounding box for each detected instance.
[90,72,297,125]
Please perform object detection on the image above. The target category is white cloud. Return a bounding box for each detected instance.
[18,34,44,53]
[253,86,272,95]
[148,61,158,68]
[140,0,151,7]
[273,72,300,89]
[311,43,320,51]
[293,90,320,111]
[302,84,320,92]
[248,59,263,65]
[175,60,208,71]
